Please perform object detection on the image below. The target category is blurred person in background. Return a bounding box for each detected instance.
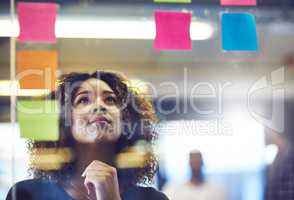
[6,71,168,200]
[265,99,294,200]
[163,150,226,200]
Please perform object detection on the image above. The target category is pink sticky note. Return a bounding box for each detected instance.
[154,11,192,51]
[17,2,58,43]
[221,0,256,6]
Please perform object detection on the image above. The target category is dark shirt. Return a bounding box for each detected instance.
[6,179,169,200]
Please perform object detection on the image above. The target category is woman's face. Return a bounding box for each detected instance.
[71,78,122,143]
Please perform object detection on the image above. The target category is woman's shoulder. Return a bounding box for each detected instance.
[6,179,169,200]
[122,185,169,200]
[5,178,72,200]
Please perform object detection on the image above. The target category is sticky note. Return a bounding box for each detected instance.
[221,0,256,6]
[17,100,59,141]
[154,0,191,3]
[30,148,74,170]
[221,13,258,51]
[17,2,58,43]
[154,11,192,51]
[16,50,58,90]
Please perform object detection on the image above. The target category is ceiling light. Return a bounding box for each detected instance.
[0,16,214,40]
[0,80,51,96]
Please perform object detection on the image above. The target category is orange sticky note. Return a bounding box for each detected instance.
[17,2,58,43]
[16,50,58,90]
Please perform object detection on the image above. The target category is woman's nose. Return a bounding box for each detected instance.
[92,99,107,114]
[92,106,107,114]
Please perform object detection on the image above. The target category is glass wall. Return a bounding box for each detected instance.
[1,0,294,200]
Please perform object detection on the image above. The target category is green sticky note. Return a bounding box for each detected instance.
[17,100,59,141]
[154,0,191,3]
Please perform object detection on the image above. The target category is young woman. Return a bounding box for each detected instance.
[6,71,168,200]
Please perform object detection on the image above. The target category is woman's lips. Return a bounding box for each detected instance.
[91,116,111,125]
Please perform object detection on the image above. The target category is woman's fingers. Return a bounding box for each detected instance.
[82,160,121,200]
[84,172,115,200]
[82,160,116,177]
[87,160,112,169]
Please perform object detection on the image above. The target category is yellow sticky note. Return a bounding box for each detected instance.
[154,0,191,3]
[30,148,74,170]
[17,100,59,141]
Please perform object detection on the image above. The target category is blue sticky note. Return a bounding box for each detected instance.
[221,13,258,51]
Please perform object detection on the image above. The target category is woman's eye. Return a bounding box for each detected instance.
[104,96,117,105]
[76,97,90,105]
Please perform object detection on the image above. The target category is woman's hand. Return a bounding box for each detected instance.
[82,160,121,200]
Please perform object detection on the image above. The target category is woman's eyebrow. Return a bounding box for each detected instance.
[102,90,115,95]
[75,90,90,97]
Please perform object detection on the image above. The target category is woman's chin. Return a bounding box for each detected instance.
[72,133,96,144]
[73,130,120,144]
[95,131,121,143]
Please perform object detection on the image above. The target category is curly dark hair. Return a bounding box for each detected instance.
[29,71,159,188]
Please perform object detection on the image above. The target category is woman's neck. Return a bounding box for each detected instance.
[71,141,116,183]
[62,141,117,200]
